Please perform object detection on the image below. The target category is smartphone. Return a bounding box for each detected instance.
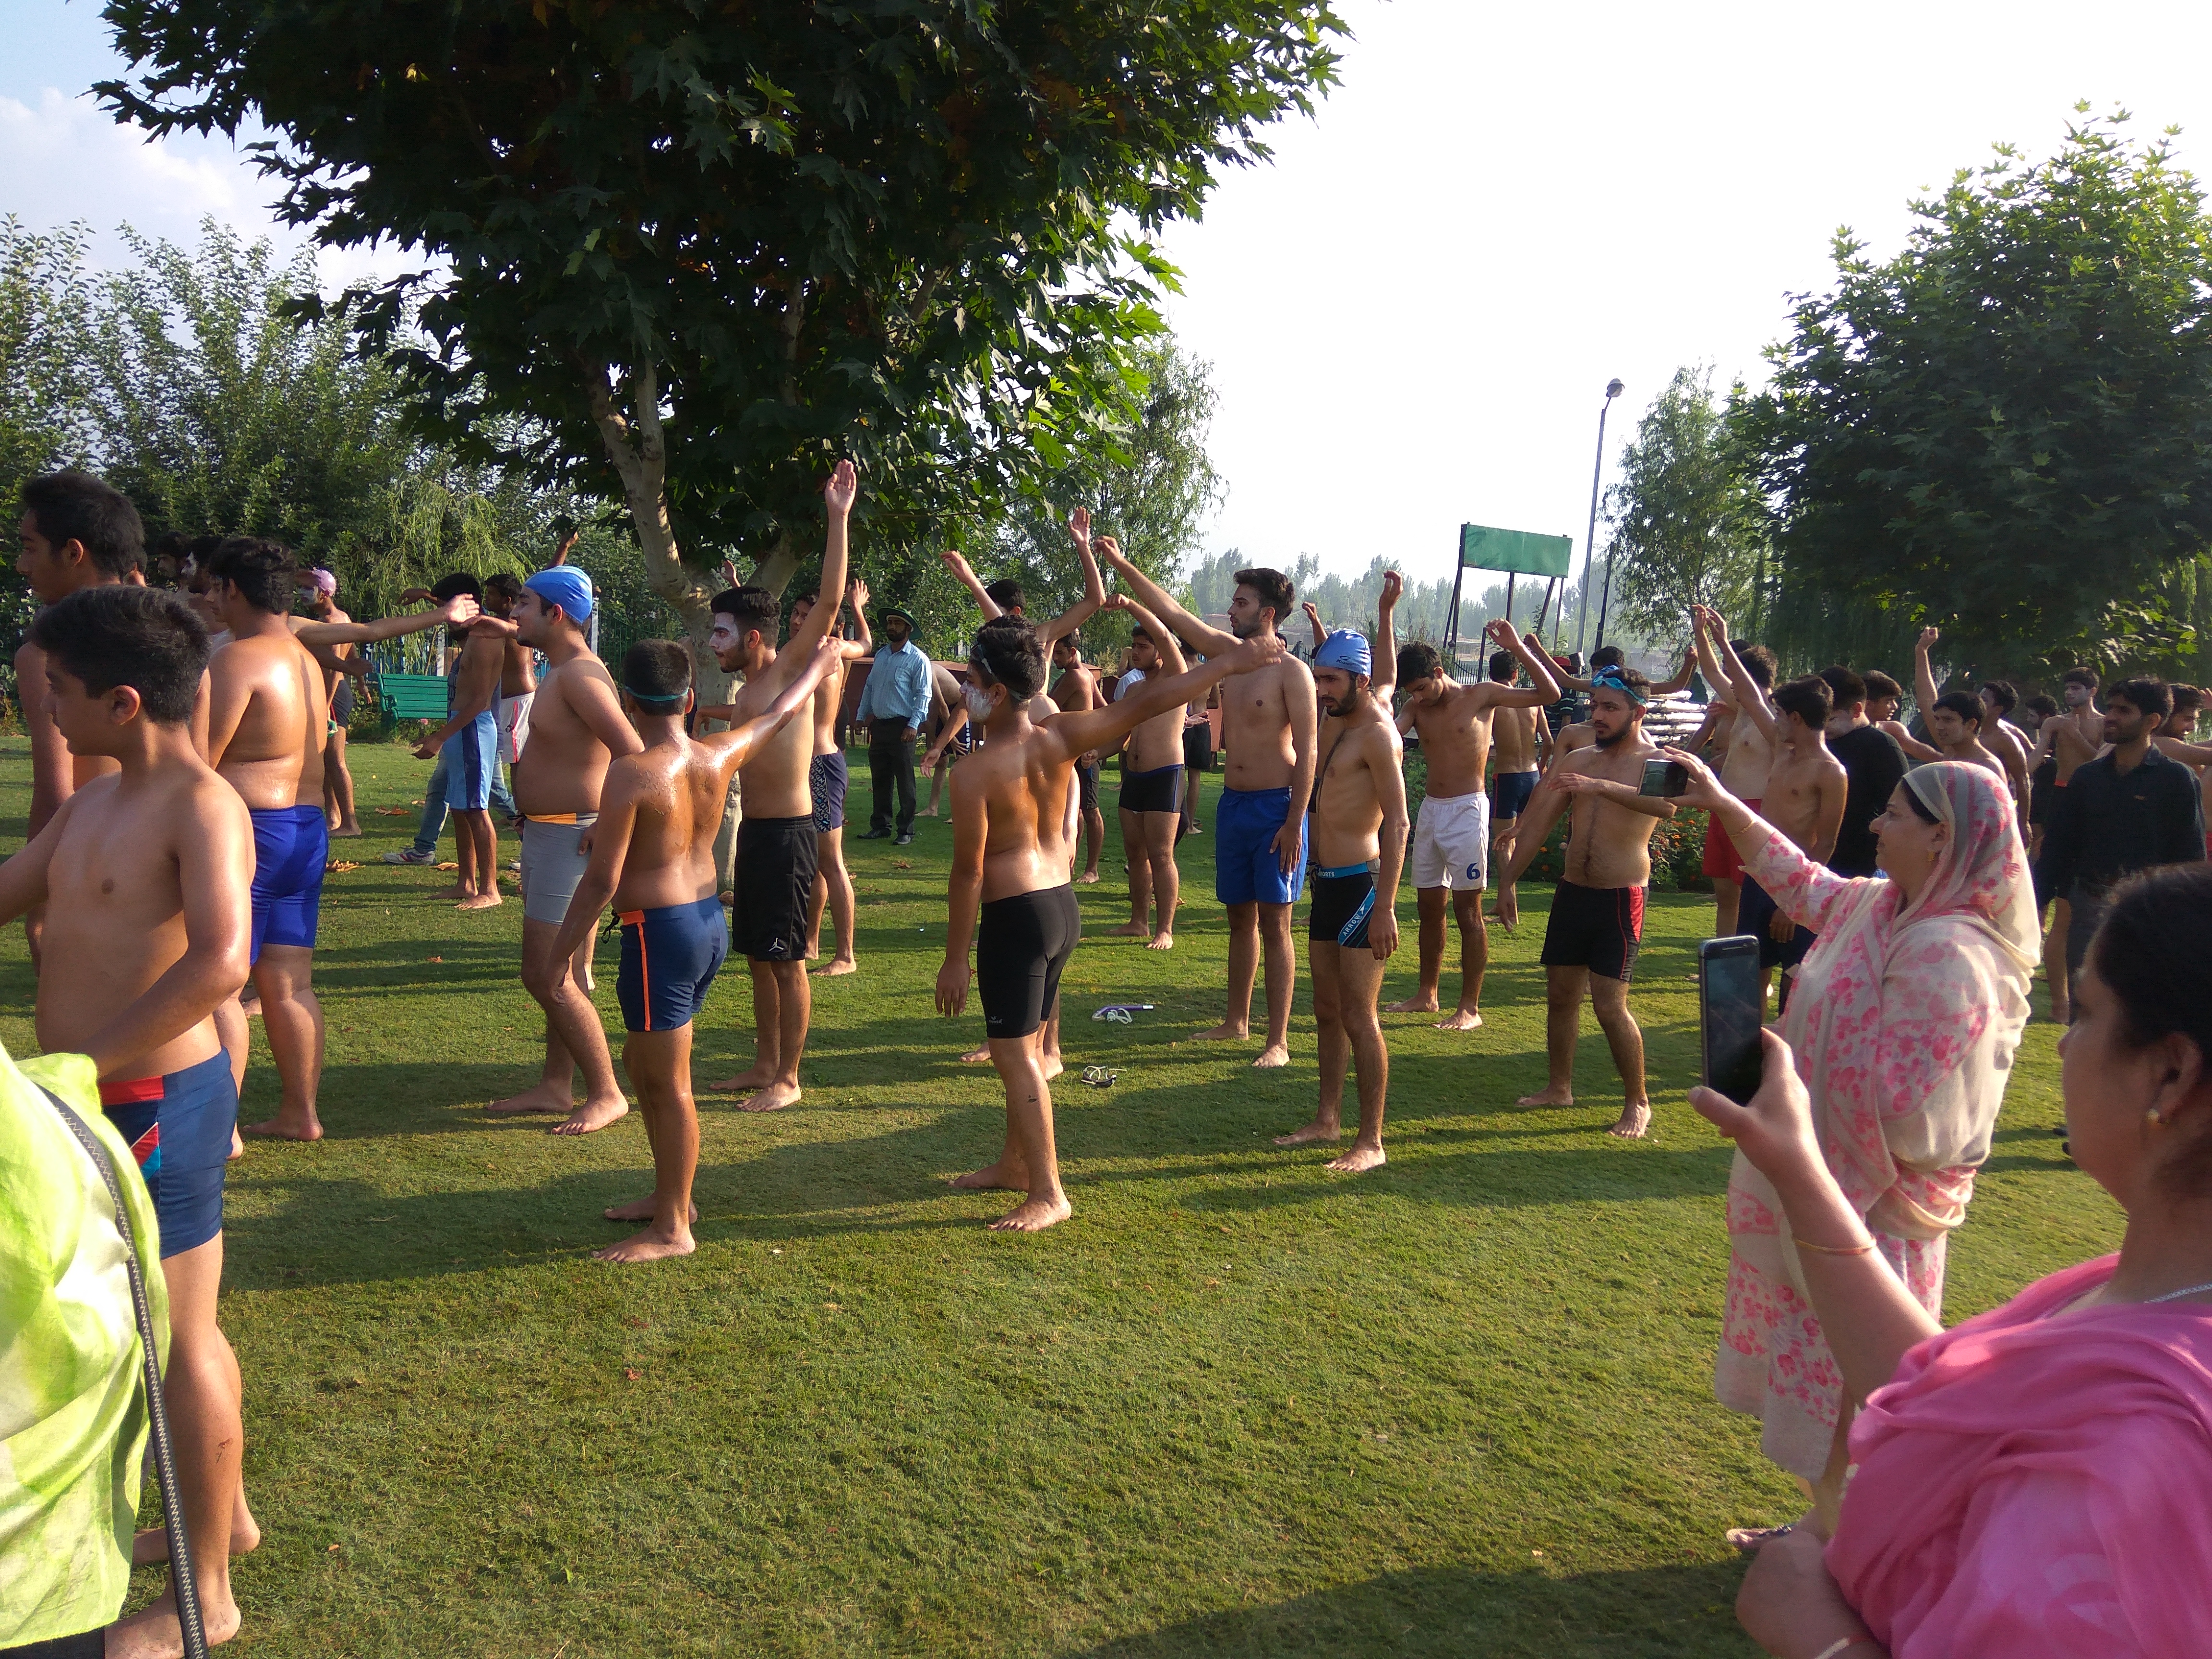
[1699,935,1765,1106]
[1639,757,1691,798]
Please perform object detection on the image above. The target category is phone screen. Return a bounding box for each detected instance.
[1639,758,1689,798]
[1700,938,1765,1105]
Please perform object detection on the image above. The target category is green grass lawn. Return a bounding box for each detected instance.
[0,741,2119,1657]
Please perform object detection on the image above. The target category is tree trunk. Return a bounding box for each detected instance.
[582,360,730,705]
[749,530,799,600]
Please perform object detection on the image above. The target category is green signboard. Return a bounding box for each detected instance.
[1458,523,1573,578]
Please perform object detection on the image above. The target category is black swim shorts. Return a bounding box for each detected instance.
[732,815,819,962]
[1308,867,1377,949]
[976,884,1081,1040]
[1538,878,1647,983]
[1118,762,1184,817]
[1077,760,1100,816]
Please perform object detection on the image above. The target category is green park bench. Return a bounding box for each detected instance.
[373,671,450,731]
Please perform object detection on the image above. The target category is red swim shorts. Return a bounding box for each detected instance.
[1701,798,1762,884]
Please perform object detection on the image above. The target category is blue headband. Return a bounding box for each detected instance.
[523,566,594,623]
[1313,629,1372,676]
[1589,665,1647,705]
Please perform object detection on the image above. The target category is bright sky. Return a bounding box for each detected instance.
[12,0,2212,589]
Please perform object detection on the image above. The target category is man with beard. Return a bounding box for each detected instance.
[1270,629,1408,1171]
[2036,678,2204,981]
[490,565,645,1134]
[1494,667,1677,1139]
[1097,543,1317,1068]
[703,461,854,1111]
[854,601,933,847]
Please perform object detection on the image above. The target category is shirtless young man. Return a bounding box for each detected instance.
[1688,613,1778,937]
[210,538,471,1142]
[787,577,871,974]
[301,568,365,838]
[412,577,508,910]
[1048,631,1105,883]
[935,616,1281,1229]
[484,573,538,790]
[703,460,856,1112]
[1901,626,2007,784]
[1494,667,1676,1139]
[1098,544,1317,1068]
[1975,678,2033,810]
[1271,629,1409,1172]
[2023,667,2107,1022]
[1387,614,1562,1029]
[919,660,966,818]
[492,567,645,1134]
[1487,644,1556,868]
[1697,611,1846,999]
[15,471,144,969]
[0,587,256,1657]
[1102,592,1191,949]
[548,636,843,1262]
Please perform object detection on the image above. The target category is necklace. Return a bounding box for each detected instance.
[2146,1279,2212,1305]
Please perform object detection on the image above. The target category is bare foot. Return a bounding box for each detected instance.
[811,956,857,977]
[1190,1022,1249,1043]
[740,1082,802,1113]
[1076,870,1101,885]
[1274,1119,1341,1147]
[1383,992,1441,1014]
[960,1046,991,1064]
[1433,1008,1485,1031]
[108,1585,243,1658]
[1607,1102,1653,1139]
[553,1096,630,1136]
[134,1504,260,1563]
[227,1128,243,1162]
[330,822,364,838]
[990,1194,1073,1232]
[1146,932,1174,950]
[429,883,471,900]
[242,1116,323,1142]
[1252,1044,1290,1069]
[707,1066,775,1093]
[1515,1087,1575,1108]
[457,890,503,911]
[603,1194,700,1222]
[917,806,940,818]
[1041,1054,1065,1081]
[1325,1142,1387,1174]
[951,1159,1030,1191]
[486,1083,575,1116]
[593,1226,696,1263]
[1106,920,1151,937]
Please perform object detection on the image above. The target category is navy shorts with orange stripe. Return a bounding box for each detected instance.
[616,896,730,1033]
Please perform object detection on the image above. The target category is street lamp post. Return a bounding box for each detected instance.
[1573,378,1625,661]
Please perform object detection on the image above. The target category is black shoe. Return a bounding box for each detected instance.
[894,831,914,846]
[859,828,891,840]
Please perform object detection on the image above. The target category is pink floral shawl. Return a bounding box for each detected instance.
[1715,763,2037,1477]
[1829,1256,2212,1658]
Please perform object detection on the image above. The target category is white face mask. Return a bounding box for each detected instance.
[709,620,740,654]
[962,685,998,721]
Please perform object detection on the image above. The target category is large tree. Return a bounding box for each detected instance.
[1733,110,2212,674]
[1600,364,1766,654]
[100,0,1345,685]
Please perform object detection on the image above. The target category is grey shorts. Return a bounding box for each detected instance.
[520,814,598,925]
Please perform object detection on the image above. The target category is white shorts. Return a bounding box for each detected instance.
[1411,789,1490,891]
[499,690,535,766]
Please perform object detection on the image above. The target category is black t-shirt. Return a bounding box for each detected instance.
[1829,724,1907,876]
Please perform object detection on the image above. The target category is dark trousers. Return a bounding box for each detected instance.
[868,723,917,835]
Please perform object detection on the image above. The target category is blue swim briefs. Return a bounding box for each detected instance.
[249,804,329,962]
[616,896,731,1033]
[1214,785,1308,908]
[444,709,499,812]
[101,1051,238,1259]
[1490,768,1540,822]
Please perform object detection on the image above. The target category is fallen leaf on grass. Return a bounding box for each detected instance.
[435,861,460,871]
[425,956,444,963]
[624,1368,642,1381]
[328,1543,342,1553]
[324,860,361,873]
[892,860,913,870]
[373,807,411,817]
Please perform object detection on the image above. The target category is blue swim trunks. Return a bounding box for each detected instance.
[616,896,731,1033]
[1214,785,1308,907]
[1490,768,1541,822]
[249,804,329,962]
[444,709,499,811]
[101,1051,238,1259]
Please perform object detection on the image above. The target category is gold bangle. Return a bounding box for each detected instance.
[1794,1236,1877,1257]
[1809,1637,1880,1659]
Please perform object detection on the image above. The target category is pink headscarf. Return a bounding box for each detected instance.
[307,567,338,597]
[1782,760,2038,1233]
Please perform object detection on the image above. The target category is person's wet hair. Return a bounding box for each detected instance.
[2091,862,2212,1194]
[1979,679,2019,714]
[969,615,1046,702]
[1731,640,1778,690]
[1773,674,1833,729]
[711,585,780,640]
[1933,690,1983,729]
[1590,644,1624,670]
[1863,670,1903,702]
[1129,622,1153,646]
[1233,567,1293,629]
[1397,640,1443,684]
[2107,678,2173,721]
[29,585,210,725]
[431,571,483,603]
[19,470,145,580]
[1819,664,1866,706]
[2025,694,2059,718]
[2061,666,2100,690]
[484,573,524,603]
[208,536,299,614]
[1488,649,1516,684]
[984,577,1024,613]
[622,639,691,709]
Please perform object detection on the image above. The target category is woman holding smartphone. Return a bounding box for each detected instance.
[1689,862,2212,1659]
[1663,753,2036,1537]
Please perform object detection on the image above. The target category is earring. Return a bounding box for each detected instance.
[2148,1107,2167,1127]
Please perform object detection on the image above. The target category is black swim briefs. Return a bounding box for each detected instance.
[976,884,1081,1040]
[732,815,819,962]
[1308,867,1377,949]
[1118,762,1184,817]
[1538,878,1647,983]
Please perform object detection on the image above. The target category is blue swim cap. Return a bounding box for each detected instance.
[1313,629,1372,677]
[523,566,594,624]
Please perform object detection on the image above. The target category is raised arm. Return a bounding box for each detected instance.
[294,592,479,647]
[1370,571,1402,701]
[1483,619,1562,707]
[1651,644,1698,697]
[1690,603,1736,709]
[1667,747,1859,933]
[841,577,873,658]
[1052,633,1286,758]
[701,635,843,764]
[1095,538,1238,659]
[760,460,855,693]
[1710,615,1779,745]
[1033,508,1106,649]
[939,548,1000,620]
[1302,600,1327,655]
[1912,626,1942,725]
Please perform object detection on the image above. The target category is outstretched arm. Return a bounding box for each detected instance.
[841,577,873,658]
[1095,538,1238,659]
[1104,592,1185,676]
[1483,619,1562,707]
[1371,571,1403,701]
[1034,509,1106,649]
[1052,634,1286,758]
[1652,644,1697,698]
[701,635,843,764]
[295,593,479,647]
[939,548,1001,620]
[758,460,855,695]
[1708,612,1778,745]
[1302,600,1327,655]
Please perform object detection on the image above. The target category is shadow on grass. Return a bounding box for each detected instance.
[1063,1560,1753,1658]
